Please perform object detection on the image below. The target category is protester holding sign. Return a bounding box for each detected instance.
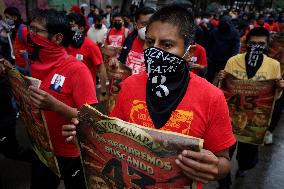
[217,27,284,189]
[26,9,97,189]
[63,5,236,188]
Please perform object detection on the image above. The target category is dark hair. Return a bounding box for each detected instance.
[4,7,22,20]
[68,13,86,28]
[245,27,270,44]
[112,13,122,19]
[134,7,155,22]
[147,5,195,49]
[106,5,112,9]
[93,15,103,23]
[32,9,70,47]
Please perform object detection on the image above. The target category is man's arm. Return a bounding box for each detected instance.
[97,63,107,100]
[29,86,77,119]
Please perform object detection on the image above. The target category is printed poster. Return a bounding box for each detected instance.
[268,34,284,76]
[6,66,60,177]
[221,74,277,145]
[106,63,132,115]
[77,105,203,189]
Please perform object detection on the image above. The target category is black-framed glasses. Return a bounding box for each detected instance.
[28,25,48,34]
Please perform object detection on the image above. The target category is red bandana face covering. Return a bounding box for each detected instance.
[28,32,68,80]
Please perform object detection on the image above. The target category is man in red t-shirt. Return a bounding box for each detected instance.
[108,7,155,75]
[267,16,280,33]
[67,13,107,100]
[63,5,235,189]
[105,13,129,48]
[27,9,97,189]
[186,43,207,77]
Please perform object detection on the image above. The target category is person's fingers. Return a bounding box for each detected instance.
[182,150,219,164]
[65,136,75,143]
[71,118,79,125]
[29,89,45,101]
[62,124,76,131]
[177,154,218,176]
[29,96,41,108]
[175,159,210,184]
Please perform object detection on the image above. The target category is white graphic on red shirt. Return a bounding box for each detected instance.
[76,54,84,61]
[109,35,123,47]
[126,50,145,75]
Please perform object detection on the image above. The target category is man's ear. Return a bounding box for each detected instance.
[54,33,63,45]
[80,26,85,33]
[12,15,18,21]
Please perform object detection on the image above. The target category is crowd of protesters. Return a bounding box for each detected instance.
[0,2,284,189]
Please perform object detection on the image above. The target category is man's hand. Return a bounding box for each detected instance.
[175,149,219,184]
[190,63,203,70]
[29,86,58,111]
[62,118,78,143]
[277,79,284,89]
[217,70,227,80]
[108,57,119,69]
[0,59,13,75]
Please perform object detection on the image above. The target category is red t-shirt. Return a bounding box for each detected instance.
[31,55,97,157]
[254,23,271,31]
[190,43,207,74]
[267,22,280,32]
[14,25,28,68]
[111,72,235,189]
[125,36,145,75]
[67,37,103,85]
[106,27,128,47]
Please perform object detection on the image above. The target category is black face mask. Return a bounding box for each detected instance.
[113,21,122,30]
[95,23,102,29]
[144,47,190,129]
[71,27,84,49]
[245,43,266,79]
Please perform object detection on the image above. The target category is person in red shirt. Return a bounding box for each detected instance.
[105,13,129,48]
[67,13,107,100]
[255,15,270,31]
[4,7,28,71]
[108,7,155,75]
[267,16,280,33]
[186,43,207,77]
[27,9,97,189]
[63,5,235,189]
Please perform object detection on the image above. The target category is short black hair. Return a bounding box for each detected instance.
[68,13,86,28]
[147,5,195,49]
[245,27,270,44]
[134,7,155,22]
[32,9,70,47]
[106,5,112,9]
[93,15,103,23]
[4,7,22,20]
[112,13,122,19]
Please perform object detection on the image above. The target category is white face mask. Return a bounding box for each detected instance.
[138,26,146,40]
[203,18,209,24]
